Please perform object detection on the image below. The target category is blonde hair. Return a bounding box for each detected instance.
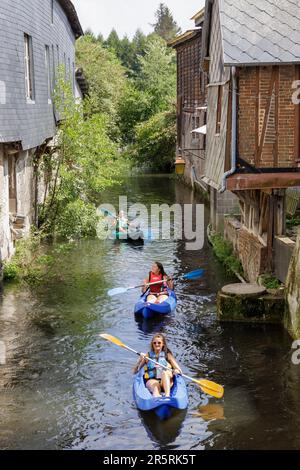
[150,333,172,355]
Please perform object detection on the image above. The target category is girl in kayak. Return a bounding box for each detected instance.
[132,333,182,398]
[142,262,174,304]
[115,210,129,235]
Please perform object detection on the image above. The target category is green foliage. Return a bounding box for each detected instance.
[210,232,244,276]
[39,70,124,238]
[76,35,126,124]
[137,36,176,113]
[54,200,99,240]
[259,274,281,290]
[3,236,55,285]
[286,214,300,228]
[151,3,181,41]
[3,261,19,281]
[129,109,176,171]
[118,82,152,144]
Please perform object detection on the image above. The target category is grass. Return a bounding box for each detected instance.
[210,230,244,276]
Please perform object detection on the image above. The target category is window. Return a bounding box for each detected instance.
[8,155,17,214]
[216,85,223,134]
[24,34,35,101]
[192,116,200,140]
[45,46,51,101]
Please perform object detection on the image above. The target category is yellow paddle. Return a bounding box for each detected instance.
[100,333,224,399]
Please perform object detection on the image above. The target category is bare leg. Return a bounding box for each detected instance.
[146,379,161,397]
[147,295,157,304]
[161,371,173,397]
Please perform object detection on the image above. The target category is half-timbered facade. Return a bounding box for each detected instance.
[170,9,207,188]
[202,0,300,281]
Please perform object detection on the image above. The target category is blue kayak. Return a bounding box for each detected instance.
[134,289,177,319]
[133,369,188,420]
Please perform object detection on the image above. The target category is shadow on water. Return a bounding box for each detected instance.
[139,409,187,448]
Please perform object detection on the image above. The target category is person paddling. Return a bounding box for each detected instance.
[142,262,174,304]
[132,333,182,398]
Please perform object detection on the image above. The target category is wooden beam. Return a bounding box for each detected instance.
[257,66,277,164]
[226,172,300,190]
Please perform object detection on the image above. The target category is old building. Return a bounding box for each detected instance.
[0,0,83,263]
[169,9,207,190]
[202,0,300,281]
[171,7,239,230]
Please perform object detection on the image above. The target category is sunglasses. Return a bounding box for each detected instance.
[153,341,163,345]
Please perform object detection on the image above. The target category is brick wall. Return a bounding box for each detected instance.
[0,0,77,150]
[238,65,296,168]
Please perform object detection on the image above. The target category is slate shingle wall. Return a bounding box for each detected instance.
[0,0,76,150]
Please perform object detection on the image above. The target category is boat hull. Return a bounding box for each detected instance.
[134,289,177,319]
[133,369,188,420]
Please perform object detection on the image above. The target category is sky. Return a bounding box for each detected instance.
[72,0,205,39]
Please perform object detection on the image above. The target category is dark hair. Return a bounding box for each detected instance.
[150,333,172,356]
[154,261,167,277]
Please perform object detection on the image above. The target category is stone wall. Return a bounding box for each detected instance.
[285,228,300,338]
[224,216,269,282]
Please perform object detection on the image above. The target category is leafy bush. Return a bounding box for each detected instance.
[210,231,244,276]
[129,109,176,171]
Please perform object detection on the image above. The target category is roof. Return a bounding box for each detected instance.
[58,0,83,38]
[191,7,205,24]
[205,0,300,66]
[168,29,201,47]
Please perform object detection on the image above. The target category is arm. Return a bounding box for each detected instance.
[141,278,149,293]
[164,275,174,290]
[132,354,147,374]
[167,353,182,375]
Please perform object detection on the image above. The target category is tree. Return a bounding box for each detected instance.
[76,35,126,126]
[130,109,176,171]
[118,82,152,144]
[137,35,176,114]
[151,3,181,41]
[39,71,124,239]
[104,29,122,55]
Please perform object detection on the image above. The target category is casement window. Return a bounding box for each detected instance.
[45,45,51,101]
[192,116,200,140]
[24,34,35,101]
[216,85,223,134]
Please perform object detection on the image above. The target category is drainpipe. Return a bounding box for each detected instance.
[221,66,237,193]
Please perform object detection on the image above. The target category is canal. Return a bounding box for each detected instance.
[0,174,300,450]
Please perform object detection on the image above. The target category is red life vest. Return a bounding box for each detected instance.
[149,271,166,294]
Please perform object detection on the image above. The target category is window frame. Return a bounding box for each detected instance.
[24,33,35,102]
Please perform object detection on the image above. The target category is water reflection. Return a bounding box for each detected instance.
[140,409,187,448]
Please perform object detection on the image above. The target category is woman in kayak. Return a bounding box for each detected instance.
[115,210,129,234]
[133,333,182,398]
[142,262,174,304]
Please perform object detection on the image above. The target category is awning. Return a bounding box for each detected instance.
[191,125,207,135]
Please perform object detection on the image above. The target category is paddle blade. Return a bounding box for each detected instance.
[100,333,126,349]
[196,379,224,399]
[183,269,205,280]
[107,287,128,297]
